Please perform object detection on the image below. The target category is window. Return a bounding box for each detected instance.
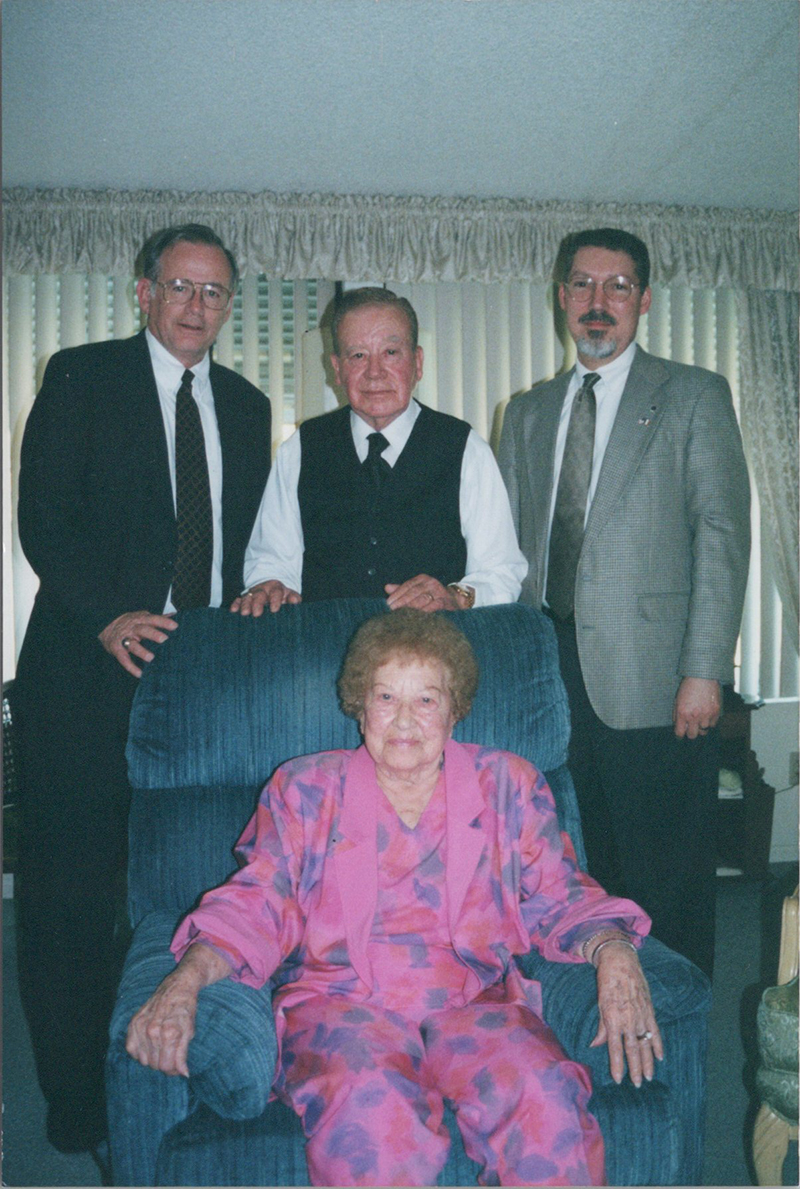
[3,270,797,701]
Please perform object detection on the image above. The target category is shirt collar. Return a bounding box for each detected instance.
[349,398,420,458]
[145,327,211,386]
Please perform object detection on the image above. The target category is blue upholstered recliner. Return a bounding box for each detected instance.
[106,600,711,1186]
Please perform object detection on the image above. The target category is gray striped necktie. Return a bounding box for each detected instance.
[546,372,600,620]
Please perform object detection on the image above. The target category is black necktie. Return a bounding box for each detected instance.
[365,432,391,489]
[172,369,213,610]
[546,372,601,621]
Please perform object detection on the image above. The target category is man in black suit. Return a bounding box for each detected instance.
[12,224,271,1152]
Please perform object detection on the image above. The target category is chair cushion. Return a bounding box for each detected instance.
[755,1068,799,1124]
[154,1075,683,1187]
[155,1099,480,1187]
[128,602,571,787]
[590,1081,682,1186]
[756,975,799,1122]
[758,976,799,1073]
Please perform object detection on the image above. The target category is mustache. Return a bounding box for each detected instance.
[578,309,617,326]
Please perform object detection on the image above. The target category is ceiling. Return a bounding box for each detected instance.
[3,0,798,211]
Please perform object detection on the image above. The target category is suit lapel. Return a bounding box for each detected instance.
[333,746,378,989]
[444,740,487,933]
[521,375,569,594]
[210,362,236,577]
[523,374,568,514]
[127,332,175,526]
[584,347,672,545]
[209,360,239,459]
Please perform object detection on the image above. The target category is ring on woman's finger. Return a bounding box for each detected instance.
[121,637,132,650]
[636,1030,653,1041]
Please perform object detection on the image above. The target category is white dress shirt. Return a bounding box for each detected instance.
[146,329,224,610]
[244,400,527,606]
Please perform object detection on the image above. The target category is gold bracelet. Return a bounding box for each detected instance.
[447,583,475,609]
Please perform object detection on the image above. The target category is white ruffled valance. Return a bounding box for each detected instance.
[3,187,797,290]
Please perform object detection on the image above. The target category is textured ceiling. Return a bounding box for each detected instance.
[3,0,798,210]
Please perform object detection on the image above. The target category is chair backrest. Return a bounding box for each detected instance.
[125,600,584,926]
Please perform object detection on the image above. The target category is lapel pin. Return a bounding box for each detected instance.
[639,404,657,426]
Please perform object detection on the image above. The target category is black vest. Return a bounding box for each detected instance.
[298,403,469,601]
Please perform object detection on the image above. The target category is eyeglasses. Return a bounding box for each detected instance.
[564,275,641,304]
[155,279,232,310]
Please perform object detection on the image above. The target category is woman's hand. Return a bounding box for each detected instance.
[590,942,663,1087]
[125,943,231,1077]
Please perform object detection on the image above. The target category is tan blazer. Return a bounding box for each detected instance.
[498,346,751,730]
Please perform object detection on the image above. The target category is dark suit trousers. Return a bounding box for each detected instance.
[11,638,136,1142]
[551,615,718,978]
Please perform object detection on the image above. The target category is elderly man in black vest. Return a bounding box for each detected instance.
[233,287,526,617]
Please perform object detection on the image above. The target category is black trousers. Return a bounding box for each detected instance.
[11,641,136,1147]
[551,615,718,977]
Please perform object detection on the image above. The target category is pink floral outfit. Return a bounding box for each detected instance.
[173,741,650,1185]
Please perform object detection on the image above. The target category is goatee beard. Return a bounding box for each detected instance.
[575,335,618,360]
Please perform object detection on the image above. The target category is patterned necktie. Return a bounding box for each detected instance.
[546,372,601,621]
[172,369,213,610]
[365,431,391,489]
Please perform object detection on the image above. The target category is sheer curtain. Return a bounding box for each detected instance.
[737,289,799,663]
[3,187,797,696]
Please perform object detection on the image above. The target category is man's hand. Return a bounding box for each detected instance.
[125,944,230,1077]
[99,611,177,678]
[385,575,462,612]
[673,677,721,739]
[230,581,302,617]
[591,941,663,1088]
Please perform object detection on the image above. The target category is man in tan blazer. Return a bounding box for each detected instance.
[498,228,751,977]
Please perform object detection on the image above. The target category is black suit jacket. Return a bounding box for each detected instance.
[15,330,270,699]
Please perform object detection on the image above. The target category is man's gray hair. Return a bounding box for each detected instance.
[135,224,239,293]
[331,287,419,355]
[556,228,651,291]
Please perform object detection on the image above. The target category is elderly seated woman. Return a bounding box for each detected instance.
[127,609,661,1187]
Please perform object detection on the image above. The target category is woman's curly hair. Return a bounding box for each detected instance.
[338,609,479,723]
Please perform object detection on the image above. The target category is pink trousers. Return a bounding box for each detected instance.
[274,992,606,1186]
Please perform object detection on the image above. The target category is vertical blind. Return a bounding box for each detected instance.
[3,272,796,700]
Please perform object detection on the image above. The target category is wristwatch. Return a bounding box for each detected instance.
[447,583,476,609]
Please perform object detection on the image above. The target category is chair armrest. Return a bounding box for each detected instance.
[107,913,193,1186]
[109,911,277,1121]
[188,969,277,1119]
[517,936,711,1088]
